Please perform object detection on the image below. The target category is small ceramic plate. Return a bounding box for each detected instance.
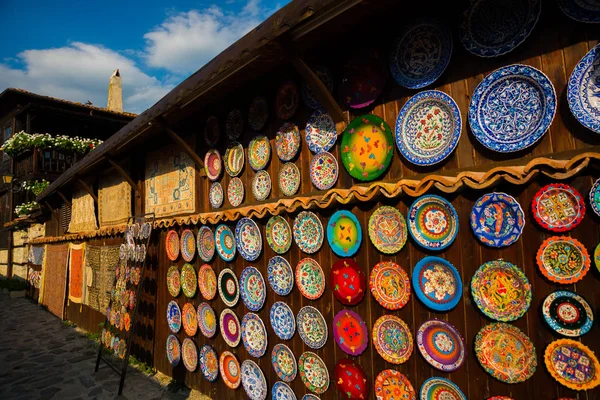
[310,152,338,190]
[272,381,296,400]
[568,44,600,133]
[297,306,328,349]
[198,264,217,300]
[413,256,462,311]
[327,210,362,257]
[296,258,325,300]
[166,334,180,366]
[219,351,241,389]
[471,259,531,322]
[227,177,245,207]
[408,195,459,250]
[420,377,466,400]
[333,310,368,356]
[268,256,294,296]
[166,300,181,333]
[252,170,271,201]
[334,359,369,400]
[270,301,295,340]
[330,258,366,306]
[271,343,297,382]
[275,81,299,120]
[558,0,600,23]
[542,290,594,337]
[240,266,266,312]
[235,217,262,262]
[182,302,198,337]
[590,178,600,217]
[197,226,215,262]
[532,184,585,232]
[249,135,271,171]
[368,205,408,254]
[372,315,413,364]
[209,182,224,209]
[218,268,239,307]
[241,360,268,400]
[266,215,292,254]
[220,308,241,347]
[166,230,180,261]
[226,109,243,140]
[375,370,416,400]
[181,263,197,298]
[225,141,245,177]
[204,149,222,181]
[305,109,337,153]
[204,116,220,147]
[215,224,236,262]
[198,344,218,382]
[279,162,301,196]
[544,339,600,391]
[471,192,525,247]
[248,96,269,131]
[302,65,334,109]
[180,229,196,262]
[293,211,324,254]
[370,261,410,310]
[417,319,465,372]
[241,313,268,358]
[197,302,217,338]
[536,236,590,283]
[276,122,301,161]
[341,49,386,109]
[166,265,180,297]
[182,338,198,372]
[298,352,330,394]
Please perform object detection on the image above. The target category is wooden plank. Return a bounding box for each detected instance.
[56,190,72,208]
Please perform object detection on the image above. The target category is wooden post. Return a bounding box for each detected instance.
[56,191,72,208]
[106,158,140,196]
[154,117,206,176]
[76,179,98,204]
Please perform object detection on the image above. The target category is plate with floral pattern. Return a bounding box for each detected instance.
[204,116,220,146]
[266,215,292,254]
[298,352,329,394]
[310,152,338,190]
[235,217,262,262]
[209,182,224,209]
[596,242,600,273]
[252,170,271,201]
[219,351,241,389]
[226,109,243,140]
[413,256,462,311]
[180,229,196,262]
[417,319,465,372]
[204,149,222,181]
[198,344,218,382]
[272,381,296,400]
[276,81,299,120]
[240,266,266,312]
[241,360,268,400]
[248,96,269,131]
[241,313,268,358]
[197,226,215,262]
[276,122,301,161]
[375,369,416,400]
[272,343,297,382]
[409,195,459,250]
[471,192,525,247]
[268,256,294,296]
[331,258,366,306]
[302,65,334,109]
[368,205,408,254]
[218,268,239,307]
[198,264,216,300]
[197,302,217,338]
[166,300,181,333]
[167,265,180,297]
[270,301,295,340]
[589,177,600,217]
[182,302,198,336]
[568,44,600,133]
[558,0,600,23]
[532,184,585,232]
[333,309,368,356]
[327,210,362,257]
[297,306,328,349]
[536,236,590,283]
[305,109,337,153]
[220,308,241,347]
[471,259,531,322]
[166,334,180,366]
[215,224,236,262]
[420,377,466,400]
[182,338,198,372]
[293,211,323,254]
[372,315,413,364]
[370,261,410,310]
[542,290,594,337]
[227,177,245,207]
[544,339,600,390]
[166,230,179,261]
[224,141,245,177]
[296,258,325,300]
[279,162,301,196]
[181,263,197,298]
[341,48,386,109]
[249,135,271,171]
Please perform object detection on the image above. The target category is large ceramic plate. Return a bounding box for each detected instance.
[266,216,292,254]
[302,65,334,109]
[241,360,268,400]
[413,256,462,311]
[276,122,301,161]
[536,236,590,283]
[298,352,329,394]
[220,308,241,347]
[226,109,243,140]
[296,258,325,300]
[180,229,196,262]
[558,0,600,24]
[408,195,459,250]
[209,182,224,209]
[475,323,537,383]
[471,260,531,322]
[276,81,299,120]
[215,224,236,262]
[219,351,241,389]
[293,211,324,254]
[341,115,394,182]
[166,265,180,297]
[197,302,217,338]
[297,306,328,349]
[272,381,296,400]
[542,290,594,337]
[204,149,222,181]
[460,0,541,57]
[341,49,386,109]
[333,309,368,356]
[420,377,466,400]
[166,334,180,366]
[182,302,198,336]
[270,301,295,340]
[248,96,268,131]
[235,218,262,262]
[372,315,413,364]
[268,256,294,296]
[204,116,220,147]
[330,258,366,306]
[249,135,271,171]
[471,192,525,247]
[370,261,410,310]
[182,338,198,372]
[469,64,556,152]
[240,266,266,312]
[166,230,180,261]
[166,300,181,333]
[532,184,585,232]
[181,263,197,298]
[310,152,338,190]
[417,319,465,372]
[197,226,215,262]
[375,369,416,400]
[252,170,271,201]
[305,109,337,153]
[227,177,244,207]
[218,268,239,307]
[589,177,600,217]
[326,210,362,257]
[224,141,245,177]
[272,343,297,382]
[396,90,461,166]
[241,313,268,358]
[544,339,600,391]
[596,242,600,273]
[368,205,408,254]
[279,162,301,196]
[198,264,217,300]
[334,360,369,400]
[568,44,600,132]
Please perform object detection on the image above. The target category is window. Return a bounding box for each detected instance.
[2,124,12,161]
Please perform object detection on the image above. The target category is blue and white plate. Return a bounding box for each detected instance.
[469,64,556,153]
[268,256,294,296]
[272,381,297,400]
[412,256,462,312]
[396,90,461,166]
[270,301,296,340]
[240,266,266,311]
[198,344,218,382]
[166,300,181,333]
[305,109,337,154]
[558,0,600,23]
[470,192,525,247]
[589,177,600,217]
[241,313,268,358]
[302,65,334,110]
[460,0,541,57]
[215,224,236,262]
[568,44,600,133]
[297,306,328,349]
[241,360,268,400]
[235,218,262,262]
[271,343,297,382]
[390,18,453,89]
[302,396,320,400]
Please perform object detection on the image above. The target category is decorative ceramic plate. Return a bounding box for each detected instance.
[279,162,301,196]
[341,48,386,108]
[590,178,600,216]
[241,313,268,358]
[596,242,600,273]
[475,323,537,383]
[181,263,197,298]
[266,216,292,254]
[225,141,245,177]
[166,300,181,333]
[544,339,600,390]
[420,377,466,400]
[341,115,394,182]
[248,96,269,131]
[568,44,600,133]
[536,236,590,283]
[370,261,411,310]
[166,334,180,366]
[209,182,224,209]
[167,265,180,297]
[293,211,324,254]
[333,310,368,356]
[272,381,296,400]
[227,177,245,207]
[302,65,334,109]
[272,343,297,382]
[417,319,465,372]
[240,266,266,311]
[305,109,337,153]
[197,302,217,338]
[327,210,362,257]
[276,122,301,161]
[298,352,329,394]
[215,224,236,262]
[270,301,295,340]
[469,64,556,152]
[532,184,585,232]
[220,351,241,389]
[197,226,215,262]
[204,149,222,181]
[268,256,294,296]
[252,170,271,201]
[396,90,461,166]
[558,0,600,24]
[459,0,541,57]
[180,229,196,262]
[199,344,218,382]
[297,306,328,349]
[248,135,271,171]
[542,290,594,337]
[218,268,239,307]
[372,315,413,364]
[226,109,244,140]
[204,116,220,147]
[471,259,532,322]
[198,264,217,300]
[296,258,325,300]
[375,369,416,400]
[235,218,262,262]
[330,258,366,306]
[368,205,408,254]
[220,308,241,347]
[182,302,198,336]
[275,80,299,120]
[390,19,452,89]
[166,230,180,261]
[413,256,462,311]
[182,338,198,372]
[334,359,369,400]
[241,360,268,400]
[408,195,459,251]
[471,192,525,247]
[310,152,338,191]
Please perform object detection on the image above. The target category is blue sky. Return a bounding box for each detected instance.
[0,0,289,113]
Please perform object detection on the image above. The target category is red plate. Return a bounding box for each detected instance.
[334,359,369,400]
[532,184,585,232]
[330,259,366,305]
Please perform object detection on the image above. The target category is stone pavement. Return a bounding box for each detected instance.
[0,293,199,400]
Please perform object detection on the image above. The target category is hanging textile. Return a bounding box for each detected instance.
[67,243,86,304]
[84,245,101,311]
[68,183,99,233]
[98,172,132,227]
[29,245,45,265]
[39,243,69,319]
[84,245,120,314]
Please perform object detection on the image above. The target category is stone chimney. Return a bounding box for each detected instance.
[107,69,123,112]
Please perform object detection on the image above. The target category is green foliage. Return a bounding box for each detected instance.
[24,180,50,196]
[129,355,155,376]
[15,201,40,216]
[0,131,103,156]
[61,320,76,327]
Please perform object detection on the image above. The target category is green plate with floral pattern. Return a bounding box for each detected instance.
[266,215,292,254]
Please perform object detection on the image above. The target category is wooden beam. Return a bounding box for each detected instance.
[56,191,72,208]
[155,117,206,176]
[76,179,98,204]
[106,157,139,194]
